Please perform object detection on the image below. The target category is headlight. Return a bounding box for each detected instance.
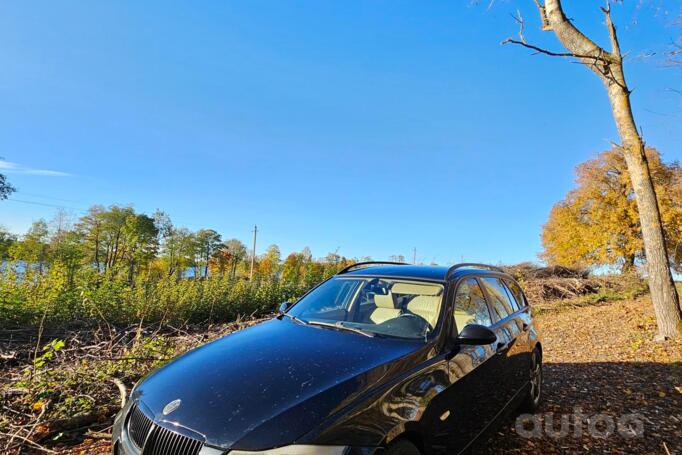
[229,446,348,455]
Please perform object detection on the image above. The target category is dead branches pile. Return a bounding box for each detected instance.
[0,316,265,454]
[501,262,644,305]
[522,276,604,302]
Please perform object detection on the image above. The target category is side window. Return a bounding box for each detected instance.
[454,278,492,330]
[481,277,515,321]
[504,279,527,309]
[501,281,520,312]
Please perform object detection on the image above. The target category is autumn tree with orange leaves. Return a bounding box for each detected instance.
[542,148,682,273]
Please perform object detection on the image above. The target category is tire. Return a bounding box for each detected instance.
[385,438,421,455]
[519,348,542,413]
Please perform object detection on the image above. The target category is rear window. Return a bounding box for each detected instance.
[481,277,515,321]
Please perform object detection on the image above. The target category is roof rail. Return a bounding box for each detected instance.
[446,263,505,279]
[337,261,408,275]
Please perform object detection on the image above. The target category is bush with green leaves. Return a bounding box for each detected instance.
[0,261,316,326]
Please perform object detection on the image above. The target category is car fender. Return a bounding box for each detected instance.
[298,348,450,448]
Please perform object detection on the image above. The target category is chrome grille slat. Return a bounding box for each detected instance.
[148,426,162,455]
[175,431,187,455]
[150,426,163,455]
[168,429,178,454]
[125,403,204,455]
[163,427,175,455]
[182,434,195,454]
[185,437,194,453]
[145,426,158,455]
[156,426,168,455]
[159,426,169,455]
[181,433,194,454]
[163,430,174,455]
[188,437,202,455]
[128,404,154,448]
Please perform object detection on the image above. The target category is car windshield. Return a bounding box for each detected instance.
[287,277,444,339]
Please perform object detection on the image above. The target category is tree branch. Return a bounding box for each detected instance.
[508,0,629,92]
[511,9,526,43]
[502,38,610,63]
[668,40,682,66]
[601,2,622,58]
[532,0,551,30]
[542,0,619,83]
[111,378,127,409]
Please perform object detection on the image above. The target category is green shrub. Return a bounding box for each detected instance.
[0,262,311,326]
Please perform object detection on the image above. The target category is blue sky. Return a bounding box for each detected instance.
[1,1,680,265]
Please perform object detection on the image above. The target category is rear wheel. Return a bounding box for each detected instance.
[520,349,542,413]
[385,438,421,455]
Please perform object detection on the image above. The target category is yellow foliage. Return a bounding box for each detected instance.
[542,148,682,271]
[32,400,45,412]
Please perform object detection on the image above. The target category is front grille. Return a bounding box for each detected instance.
[144,424,204,455]
[126,403,203,455]
[128,404,154,448]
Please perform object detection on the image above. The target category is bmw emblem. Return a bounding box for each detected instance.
[162,399,181,416]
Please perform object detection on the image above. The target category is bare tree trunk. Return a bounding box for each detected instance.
[94,228,101,274]
[604,69,682,340]
[204,250,210,279]
[511,0,682,339]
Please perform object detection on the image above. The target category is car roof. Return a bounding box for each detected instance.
[338,264,508,282]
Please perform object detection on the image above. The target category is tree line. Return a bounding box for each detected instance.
[0,206,365,285]
[2,145,680,328]
[0,206,371,325]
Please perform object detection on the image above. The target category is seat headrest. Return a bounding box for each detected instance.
[391,282,442,296]
[374,292,397,309]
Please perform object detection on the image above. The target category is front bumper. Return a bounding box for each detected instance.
[112,400,382,455]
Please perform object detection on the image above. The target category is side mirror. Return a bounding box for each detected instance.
[456,324,497,345]
[278,301,293,313]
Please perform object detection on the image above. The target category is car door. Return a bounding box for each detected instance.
[479,276,526,406]
[428,277,505,454]
[502,278,533,393]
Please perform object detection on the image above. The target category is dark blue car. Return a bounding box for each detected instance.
[112,263,542,455]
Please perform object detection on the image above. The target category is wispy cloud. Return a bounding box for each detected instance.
[0,160,72,177]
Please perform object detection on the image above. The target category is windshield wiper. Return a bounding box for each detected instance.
[307,321,375,338]
[278,312,309,326]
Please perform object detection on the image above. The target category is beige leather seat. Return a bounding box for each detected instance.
[406,295,441,327]
[391,282,443,328]
[453,283,484,331]
[369,292,401,324]
[454,310,475,330]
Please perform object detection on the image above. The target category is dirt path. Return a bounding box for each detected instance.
[481,297,682,454]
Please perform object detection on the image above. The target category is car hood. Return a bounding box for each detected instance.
[133,318,424,450]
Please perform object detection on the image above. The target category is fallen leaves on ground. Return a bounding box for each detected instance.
[480,296,682,454]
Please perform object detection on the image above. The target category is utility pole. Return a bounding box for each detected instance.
[412,247,417,265]
[249,225,257,281]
